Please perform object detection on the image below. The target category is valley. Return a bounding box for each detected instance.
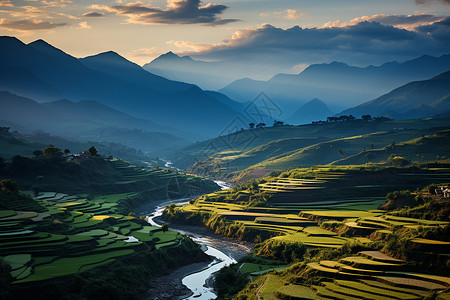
[1,6,450,298]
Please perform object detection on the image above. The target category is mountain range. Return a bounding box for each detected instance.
[143,51,283,90]
[341,70,450,118]
[285,98,333,125]
[0,91,188,153]
[146,51,450,117]
[1,35,449,154]
[217,54,450,115]
[0,36,243,140]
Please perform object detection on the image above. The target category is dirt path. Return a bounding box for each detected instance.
[256,275,269,300]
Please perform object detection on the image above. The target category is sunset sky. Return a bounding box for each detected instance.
[1,0,449,75]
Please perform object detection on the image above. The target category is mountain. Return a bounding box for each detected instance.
[143,51,283,90]
[143,52,232,90]
[218,54,450,114]
[0,36,243,140]
[341,70,450,118]
[0,91,188,153]
[80,51,192,93]
[286,98,333,125]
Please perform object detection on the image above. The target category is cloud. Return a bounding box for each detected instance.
[0,0,13,7]
[77,21,91,29]
[283,9,306,20]
[172,18,450,68]
[415,0,450,5]
[261,9,307,21]
[321,13,444,30]
[83,11,104,17]
[0,18,67,31]
[90,0,239,25]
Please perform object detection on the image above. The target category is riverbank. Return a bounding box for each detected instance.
[141,261,211,300]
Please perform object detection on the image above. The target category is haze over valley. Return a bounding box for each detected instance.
[1,0,450,299]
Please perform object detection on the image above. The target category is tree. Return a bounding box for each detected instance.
[361,114,372,121]
[88,146,98,156]
[0,179,19,194]
[64,149,70,155]
[249,123,255,129]
[43,145,62,158]
[161,223,169,233]
[33,150,43,157]
[0,127,11,137]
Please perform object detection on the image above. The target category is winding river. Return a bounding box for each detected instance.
[136,180,253,299]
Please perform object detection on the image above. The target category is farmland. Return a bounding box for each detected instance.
[0,155,219,299]
[164,164,450,299]
[167,118,450,182]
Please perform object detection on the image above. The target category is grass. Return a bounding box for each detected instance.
[339,256,400,269]
[240,262,285,274]
[273,232,349,246]
[322,281,395,300]
[276,284,319,299]
[313,285,356,300]
[0,210,16,218]
[16,249,135,283]
[360,280,433,298]
[3,254,32,270]
[258,275,284,300]
[376,276,448,290]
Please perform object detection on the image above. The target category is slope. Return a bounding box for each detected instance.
[286,98,333,125]
[0,37,242,139]
[219,54,450,113]
[341,70,450,118]
[333,129,450,165]
[0,91,188,154]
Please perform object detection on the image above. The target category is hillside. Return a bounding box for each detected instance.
[168,118,450,181]
[0,37,242,140]
[286,98,333,125]
[0,127,155,164]
[341,70,450,118]
[0,152,218,299]
[333,129,450,166]
[218,54,450,113]
[163,165,450,299]
[0,91,188,154]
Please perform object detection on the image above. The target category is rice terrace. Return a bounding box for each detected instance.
[1,0,450,299]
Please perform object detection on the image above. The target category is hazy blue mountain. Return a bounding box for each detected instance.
[0,36,243,140]
[286,98,333,125]
[218,54,450,114]
[43,99,179,134]
[143,51,232,90]
[143,51,283,90]
[341,70,450,118]
[80,51,192,93]
[0,91,188,153]
[204,90,245,112]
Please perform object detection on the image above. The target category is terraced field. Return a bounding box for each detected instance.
[0,191,184,284]
[171,166,450,249]
[251,251,450,299]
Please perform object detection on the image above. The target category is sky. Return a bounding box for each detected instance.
[1,0,450,76]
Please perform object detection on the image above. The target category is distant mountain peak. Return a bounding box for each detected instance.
[84,51,128,62]
[28,38,74,60]
[286,97,333,125]
[0,35,26,47]
[159,51,181,59]
[28,39,60,50]
[309,97,323,103]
